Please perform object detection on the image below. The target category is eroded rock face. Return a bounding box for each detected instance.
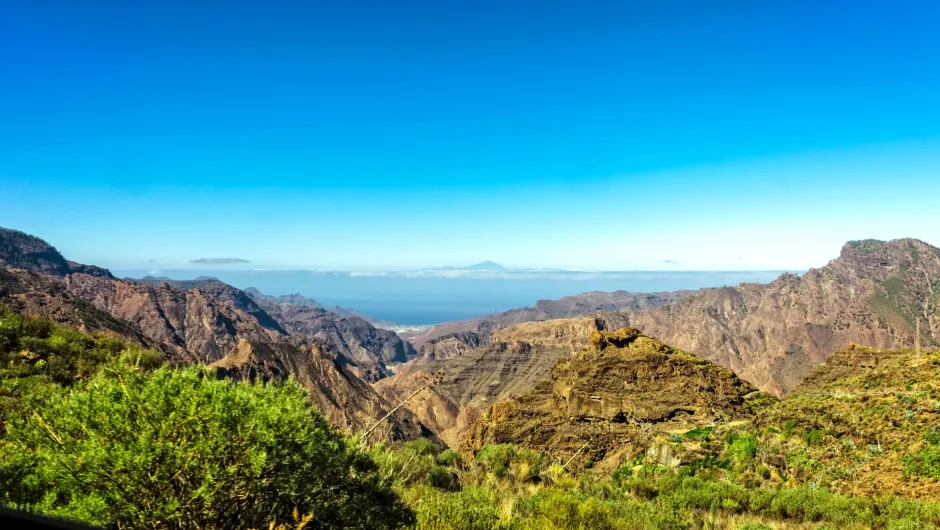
[490,313,630,352]
[377,313,639,447]
[212,339,433,441]
[415,331,486,361]
[0,268,161,350]
[0,228,75,275]
[65,274,286,364]
[375,339,572,448]
[246,298,417,382]
[626,239,940,396]
[465,329,769,471]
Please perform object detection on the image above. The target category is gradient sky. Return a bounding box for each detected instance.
[2,1,939,271]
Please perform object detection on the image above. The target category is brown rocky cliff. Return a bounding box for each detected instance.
[0,268,162,350]
[376,339,573,448]
[415,331,486,361]
[374,314,632,447]
[245,295,417,382]
[626,238,940,396]
[212,339,433,441]
[490,312,630,351]
[64,273,286,364]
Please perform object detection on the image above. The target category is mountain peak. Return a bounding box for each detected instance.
[465,260,506,271]
[841,237,937,256]
[0,227,71,275]
[0,227,112,278]
[834,238,940,279]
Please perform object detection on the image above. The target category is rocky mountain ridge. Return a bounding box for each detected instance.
[247,297,416,382]
[625,238,940,395]
[0,227,428,442]
[242,288,398,328]
[403,289,691,349]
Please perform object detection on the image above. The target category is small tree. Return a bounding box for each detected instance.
[0,359,413,530]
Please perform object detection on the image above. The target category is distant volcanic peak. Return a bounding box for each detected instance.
[190,258,250,264]
[468,260,506,271]
[427,260,507,272]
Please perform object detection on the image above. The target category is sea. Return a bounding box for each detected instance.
[112,270,797,326]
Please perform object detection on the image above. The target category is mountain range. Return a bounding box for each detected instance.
[3,225,940,463]
[0,227,429,441]
[375,237,940,450]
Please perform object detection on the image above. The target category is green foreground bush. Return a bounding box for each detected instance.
[0,359,411,529]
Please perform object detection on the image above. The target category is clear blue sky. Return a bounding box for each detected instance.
[2,1,939,271]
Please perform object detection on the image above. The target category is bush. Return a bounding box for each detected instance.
[683,426,714,440]
[726,432,759,462]
[473,444,545,483]
[0,360,412,530]
[403,485,499,530]
[0,307,163,431]
[371,439,459,492]
[804,429,826,446]
[902,445,940,480]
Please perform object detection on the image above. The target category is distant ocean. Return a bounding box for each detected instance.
[113,270,797,325]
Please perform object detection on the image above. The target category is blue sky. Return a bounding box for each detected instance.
[2,1,939,271]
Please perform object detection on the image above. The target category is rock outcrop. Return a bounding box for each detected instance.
[489,313,630,351]
[0,228,114,278]
[63,274,288,364]
[465,329,770,471]
[374,314,633,447]
[0,268,161,349]
[414,331,486,361]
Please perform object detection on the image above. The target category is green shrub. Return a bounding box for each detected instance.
[804,429,826,446]
[0,307,163,431]
[404,485,499,530]
[683,426,714,440]
[902,445,940,480]
[726,432,759,462]
[372,439,460,492]
[926,425,940,445]
[0,360,412,530]
[473,444,545,483]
